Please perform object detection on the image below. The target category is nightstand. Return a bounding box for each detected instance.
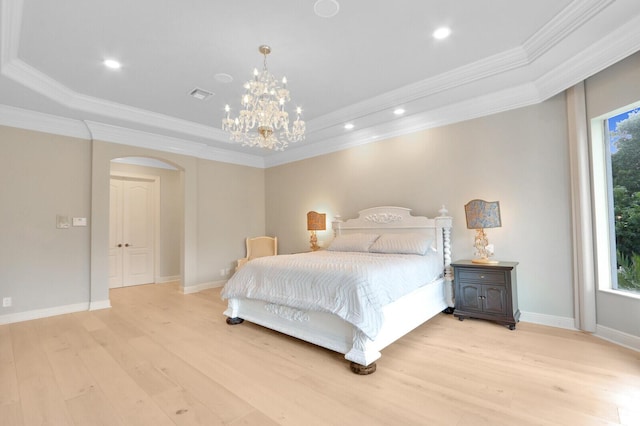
[451,260,520,330]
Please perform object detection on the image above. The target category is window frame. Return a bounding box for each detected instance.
[590,102,640,300]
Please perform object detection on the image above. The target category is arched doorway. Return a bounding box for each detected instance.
[90,142,195,310]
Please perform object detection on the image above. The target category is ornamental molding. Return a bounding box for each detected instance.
[264,304,310,322]
[364,213,403,224]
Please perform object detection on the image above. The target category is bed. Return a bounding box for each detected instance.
[221,206,453,374]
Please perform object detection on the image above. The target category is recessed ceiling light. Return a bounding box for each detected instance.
[394,108,406,116]
[344,123,354,130]
[433,27,451,40]
[103,59,122,70]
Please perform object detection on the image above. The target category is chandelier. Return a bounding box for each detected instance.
[222,45,305,151]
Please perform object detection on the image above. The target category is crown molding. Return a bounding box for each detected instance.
[265,83,542,168]
[535,12,640,100]
[307,46,530,134]
[84,121,265,168]
[0,0,232,146]
[522,0,615,61]
[2,58,233,144]
[0,104,264,167]
[0,0,21,65]
[2,0,640,168]
[308,0,615,134]
[0,104,90,139]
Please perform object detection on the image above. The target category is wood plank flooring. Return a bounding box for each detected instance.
[1,282,639,425]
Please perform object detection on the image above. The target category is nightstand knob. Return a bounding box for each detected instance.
[480,275,485,279]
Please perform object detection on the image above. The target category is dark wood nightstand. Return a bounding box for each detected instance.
[451,260,520,330]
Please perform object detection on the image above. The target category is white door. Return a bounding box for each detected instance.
[109,177,155,288]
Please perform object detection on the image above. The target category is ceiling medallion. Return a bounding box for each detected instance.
[222,45,305,151]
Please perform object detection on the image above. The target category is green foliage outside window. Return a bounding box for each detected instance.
[611,110,640,293]
[616,251,640,292]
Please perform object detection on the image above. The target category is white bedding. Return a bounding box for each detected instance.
[221,250,443,340]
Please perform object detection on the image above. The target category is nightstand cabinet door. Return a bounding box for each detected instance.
[458,283,482,312]
[483,286,508,315]
[452,261,520,330]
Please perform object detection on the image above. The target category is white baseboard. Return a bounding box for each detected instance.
[89,299,112,311]
[520,311,577,330]
[156,275,181,284]
[520,311,639,352]
[182,280,226,294]
[0,302,91,325]
[595,324,640,352]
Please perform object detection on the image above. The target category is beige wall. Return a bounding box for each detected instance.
[196,158,265,283]
[0,129,265,319]
[267,94,575,319]
[0,126,92,312]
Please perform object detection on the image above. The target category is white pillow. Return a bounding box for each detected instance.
[327,233,379,252]
[369,233,433,255]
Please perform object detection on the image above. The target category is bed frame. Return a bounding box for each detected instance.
[224,206,453,374]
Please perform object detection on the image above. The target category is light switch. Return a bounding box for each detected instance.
[72,217,87,227]
[56,215,70,229]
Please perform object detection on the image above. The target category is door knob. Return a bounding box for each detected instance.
[117,244,122,247]
[125,243,130,247]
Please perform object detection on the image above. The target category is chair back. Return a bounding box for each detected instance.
[246,236,278,260]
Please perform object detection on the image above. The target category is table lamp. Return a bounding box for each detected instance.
[307,211,326,251]
[464,199,501,264]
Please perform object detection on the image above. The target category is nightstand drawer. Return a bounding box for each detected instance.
[457,269,506,284]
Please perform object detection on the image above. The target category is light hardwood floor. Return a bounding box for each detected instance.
[1,282,639,426]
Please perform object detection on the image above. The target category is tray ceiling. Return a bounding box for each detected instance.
[1,0,640,167]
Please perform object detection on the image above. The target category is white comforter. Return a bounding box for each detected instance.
[221,250,443,339]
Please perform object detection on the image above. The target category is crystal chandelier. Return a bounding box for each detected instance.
[222,45,305,151]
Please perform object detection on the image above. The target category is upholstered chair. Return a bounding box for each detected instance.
[236,236,278,271]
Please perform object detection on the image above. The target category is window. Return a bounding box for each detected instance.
[592,103,640,296]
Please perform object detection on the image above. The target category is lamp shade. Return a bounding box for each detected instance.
[307,211,326,231]
[464,199,501,229]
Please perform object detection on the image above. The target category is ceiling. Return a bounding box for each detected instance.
[2,0,640,167]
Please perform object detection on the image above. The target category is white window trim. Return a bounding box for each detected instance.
[590,101,640,299]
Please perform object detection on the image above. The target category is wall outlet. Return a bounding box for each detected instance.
[2,297,11,307]
[220,269,225,276]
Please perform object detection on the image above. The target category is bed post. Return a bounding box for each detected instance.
[332,215,343,237]
[436,205,454,313]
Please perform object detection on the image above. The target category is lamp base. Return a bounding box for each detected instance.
[309,231,320,251]
[471,258,499,264]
